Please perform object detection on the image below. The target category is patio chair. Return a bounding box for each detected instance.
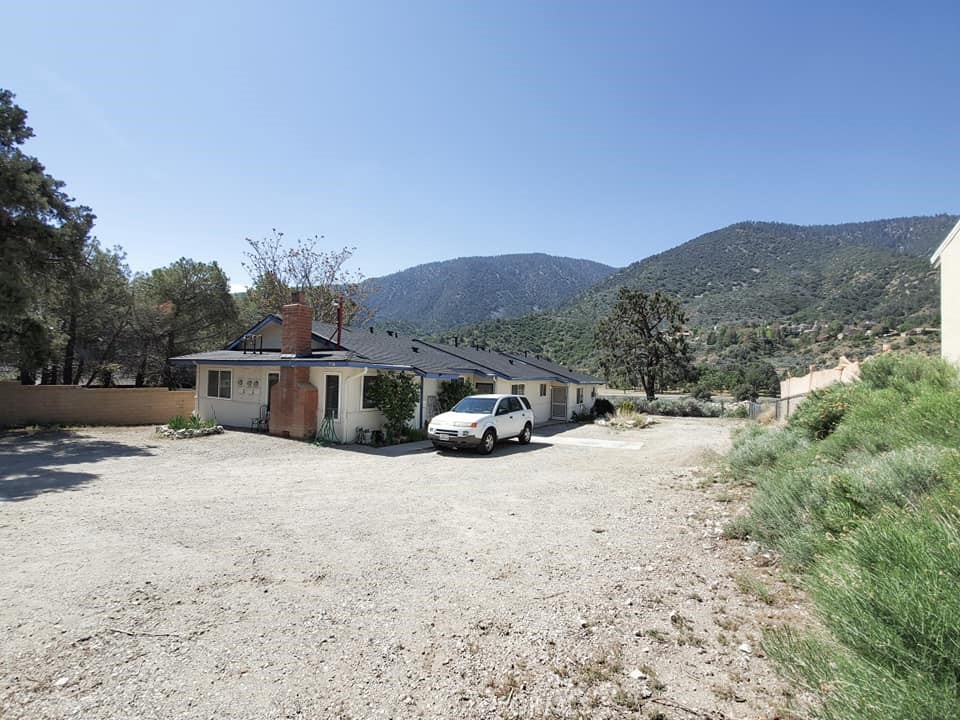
[251,405,269,432]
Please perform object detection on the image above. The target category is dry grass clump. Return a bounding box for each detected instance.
[599,405,653,430]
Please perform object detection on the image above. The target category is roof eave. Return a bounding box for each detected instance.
[931,218,960,267]
[224,314,283,350]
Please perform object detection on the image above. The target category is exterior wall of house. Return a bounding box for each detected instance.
[193,361,604,437]
[310,368,432,444]
[942,238,960,365]
[197,365,278,428]
[421,377,444,426]
[528,382,552,423]
[312,366,377,443]
[239,321,283,350]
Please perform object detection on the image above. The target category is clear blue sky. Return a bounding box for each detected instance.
[4,1,958,289]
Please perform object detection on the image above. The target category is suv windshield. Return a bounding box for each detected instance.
[451,397,497,414]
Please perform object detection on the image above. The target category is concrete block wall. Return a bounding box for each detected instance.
[0,383,196,427]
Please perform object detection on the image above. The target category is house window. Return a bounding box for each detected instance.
[207,369,232,399]
[325,375,340,419]
[576,387,584,404]
[540,383,547,397]
[362,375,378,409]
[511,384,525,396]
[476,382,494,394]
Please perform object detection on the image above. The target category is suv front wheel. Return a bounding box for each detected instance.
[479,429,496,454]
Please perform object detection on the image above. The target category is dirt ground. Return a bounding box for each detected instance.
[0,418,800,720]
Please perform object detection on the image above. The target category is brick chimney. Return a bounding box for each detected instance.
[269,292,318,440]
[281,291,314,357]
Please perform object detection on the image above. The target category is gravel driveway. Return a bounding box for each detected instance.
[0,419,795,719]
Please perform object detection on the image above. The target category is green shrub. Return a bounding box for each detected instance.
[727,405,749,419]
[859,352,957,396]
[619,399,636,414]
[789,382,859,440]
[369,372,420,442]
[167,415,216,430]
[811,482,960,684]
[436,378,477,413]
[725,354,960,718]
[629,397,723,418]
[764,626,960,720]
[726,425,808,480]
[765,481,960,720]
[733,383,757,402]
[690,383,713,401]
[401,427,428,442]
[737,447,954,569]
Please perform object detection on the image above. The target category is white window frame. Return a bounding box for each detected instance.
[207,369,232,399]
[361,374,378,410]
[511,384,525,396]
[576,387,584,404]
[539,383,547,397]
[324,373,341,419]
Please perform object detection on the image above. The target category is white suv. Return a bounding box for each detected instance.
[428,394,534,454]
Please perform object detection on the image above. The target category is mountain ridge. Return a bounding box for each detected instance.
[362,252,617,332]
[429,214,957,373]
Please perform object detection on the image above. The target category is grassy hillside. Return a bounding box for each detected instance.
[725,354,960,719]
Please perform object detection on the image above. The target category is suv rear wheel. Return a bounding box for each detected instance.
[517,423,532,445]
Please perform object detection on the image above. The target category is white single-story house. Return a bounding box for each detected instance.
[169,295,605,441]
[932,218,960,366]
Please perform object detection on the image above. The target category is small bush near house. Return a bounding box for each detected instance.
[401,427,428,442]
[591,397,616,417]
[605,405,651,429]
[167,415,217,431]
[722,354,960,719]
[618,399,636,414]
[369,372,420,443]
[436,378,477,413]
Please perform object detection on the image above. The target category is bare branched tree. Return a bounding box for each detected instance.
[242,230,374,325]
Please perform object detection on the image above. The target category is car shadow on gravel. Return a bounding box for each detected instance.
[431,440,552,459]
[0,430,153,502]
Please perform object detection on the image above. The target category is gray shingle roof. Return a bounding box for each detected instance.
[310,323,463,376]
[172,316,604,384]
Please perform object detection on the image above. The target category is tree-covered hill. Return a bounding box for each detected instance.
[440,215,958,374]
[362,253,616,332]
[578,215,956,326]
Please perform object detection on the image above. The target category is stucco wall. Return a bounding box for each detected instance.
[780,361,861,400]
[197,366,276,428]
[313,367,387,443]
[942,237,960,365]
[0,383,195,427]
